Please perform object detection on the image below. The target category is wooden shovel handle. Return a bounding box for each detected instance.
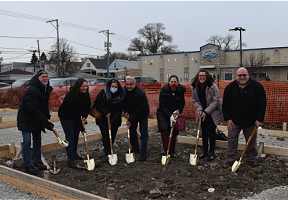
[126,114,131,150]
[167,113,178,153]
[107,115,113,151]
[195,117,202,150]
[52,129,60,138]
[82,120,89,156]
[240,125,257,159]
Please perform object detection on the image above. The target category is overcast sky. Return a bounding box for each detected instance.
[0,1,287,63]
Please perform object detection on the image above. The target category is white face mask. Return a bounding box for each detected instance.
[110,88,118,93]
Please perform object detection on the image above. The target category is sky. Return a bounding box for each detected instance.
[0,1,288,63]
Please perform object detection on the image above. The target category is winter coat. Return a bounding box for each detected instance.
[124,85,150,124]
[222,78,266,128]
[191,77,223,125]
[157,83,186,132]
[58,90,91,132]
[17,75,53,132]
[94,88,125,127]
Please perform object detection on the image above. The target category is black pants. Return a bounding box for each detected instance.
[201,115,216,153]
[99,123,119,156]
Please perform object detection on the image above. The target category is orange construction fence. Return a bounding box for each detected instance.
[1,80,288,123]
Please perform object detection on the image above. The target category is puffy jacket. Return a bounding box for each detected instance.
[17,75,53,132]
[191,77,223,125]
[157,83,186,131]
[222,78,266,128]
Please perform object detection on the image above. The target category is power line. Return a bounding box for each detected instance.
[66,39,105,52]
[0,36,55,39]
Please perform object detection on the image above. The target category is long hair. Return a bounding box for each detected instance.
[71,78,89,97]
[193,69,212,88]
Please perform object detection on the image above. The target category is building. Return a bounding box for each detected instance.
[0,69,34,84]
[108,59,138,79]
[80,58,113,77]
[1,62,43,74]
[138,43,288,82]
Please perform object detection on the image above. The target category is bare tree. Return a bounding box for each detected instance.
[47,38,79,78]
[244,51,269,80]
[102,51,138,61]
[128,23,178,55]
[206,34,247,50]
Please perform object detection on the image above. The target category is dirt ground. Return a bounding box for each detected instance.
[9,120,288,199]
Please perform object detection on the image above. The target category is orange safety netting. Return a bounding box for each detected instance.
[1,80,288,123]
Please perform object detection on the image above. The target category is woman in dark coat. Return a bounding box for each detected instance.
[93,79,125,161]
[191,69,223,161]
[58,78,91,168]
[157,75,186,157]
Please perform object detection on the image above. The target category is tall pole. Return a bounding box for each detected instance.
[240,30,242,67]
[99,30,114,78]
[37,40,41,68]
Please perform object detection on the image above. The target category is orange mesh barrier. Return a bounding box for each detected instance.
[1,80,287,123]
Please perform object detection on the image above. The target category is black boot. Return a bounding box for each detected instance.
[207,139,215,161]
[34,162,47,170]
[67,159,77,168]
[199,151,208,159]
[25,165,40,174]
[73,153,84,160]
[207,152,215,161]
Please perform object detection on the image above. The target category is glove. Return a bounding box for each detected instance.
[170,110,179,127]
[44,121,54,131]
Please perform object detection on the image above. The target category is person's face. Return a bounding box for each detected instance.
[169,77,179,91]
[80,81,88,93]
[198,72,206,84]
[38,74,49,85]
[126,79,136,91]
[110,82,118,89]
[236,68,249,87]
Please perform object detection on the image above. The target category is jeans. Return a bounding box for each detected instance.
[60,119,81,159]
[201,115,216,153]
[99,123,119,156]
[22,131,42,167]
[129,116,149,155]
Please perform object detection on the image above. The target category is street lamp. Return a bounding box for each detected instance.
[229,27,246,67]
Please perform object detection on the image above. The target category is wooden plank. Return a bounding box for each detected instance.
[2,117,17,123]
[178,135,288,156]
[0,165,107,199]
[0,121,17,129]
[3,108,18,113]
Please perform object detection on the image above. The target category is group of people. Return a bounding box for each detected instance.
[17,66,266,174]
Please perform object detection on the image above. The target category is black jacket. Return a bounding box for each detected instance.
[157,83,186,131]
[222,78,266,128]
[94,89,124,127]
[124,85,150,124]
[58,90,91,132]
[17,75,53,132]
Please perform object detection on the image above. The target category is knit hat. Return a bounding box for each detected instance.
[36,70,48,77]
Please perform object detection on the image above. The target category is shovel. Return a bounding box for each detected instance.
[125,114,135,164]
[232,125,257,172]
[50,155,60,175]
[161,112,178,165]
[52,129,69,147]
[108,116,117,165]
[81,120,95,171]
[190,116,202,165]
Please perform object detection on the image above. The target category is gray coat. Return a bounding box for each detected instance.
[191,78,223,125]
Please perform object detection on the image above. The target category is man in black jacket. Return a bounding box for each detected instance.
[17,70,54,174]
[124,76,150,161]
[222,67,266,167]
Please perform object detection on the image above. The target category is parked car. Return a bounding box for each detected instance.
[134,76,157,83]
[90,78,111,84]
[49,78,78,87]
[0,82,10,87]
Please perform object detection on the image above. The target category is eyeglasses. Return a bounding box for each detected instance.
[237,74,248,77]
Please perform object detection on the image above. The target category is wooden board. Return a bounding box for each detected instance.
[0,165,107,199]
[178,135,288,156]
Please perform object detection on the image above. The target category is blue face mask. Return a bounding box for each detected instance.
[110,88,118,93]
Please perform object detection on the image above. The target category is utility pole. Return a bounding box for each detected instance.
[46,19,60,76]
[99,30,114,78]
[37,40,41,68]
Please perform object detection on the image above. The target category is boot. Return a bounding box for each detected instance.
[199,151,208,159]
[67,159,77,168]
[207,151,215,161]
[73,153,83,160]
[25,165,40,174]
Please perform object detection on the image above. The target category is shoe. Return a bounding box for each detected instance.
[207,153,215,161]
[25,165,40,174]
[160,149,167,155]
[199,152,208,159]
[249,161,258,167]
[67,159,77,168]
[170,154,178,158]
[73,153,84,160]
[34,162,47,170]
[139,154,146,161]
[126,149,140,154]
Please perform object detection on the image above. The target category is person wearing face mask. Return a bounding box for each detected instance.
[58,78,91,168]
[17,70,54,174]
[157,75,186,158]
[191,69,223,161]
[94,79,125,161]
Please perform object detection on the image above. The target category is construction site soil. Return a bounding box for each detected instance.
[6,120,288,199]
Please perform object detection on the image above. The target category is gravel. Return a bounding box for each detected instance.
[0,112,287,199]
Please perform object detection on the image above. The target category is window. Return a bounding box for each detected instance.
[275,49,278,52]
[252,72,267,81]
[118,74,124,79]
[114,63,117,68]
[185,73,188,81]
[71,65,75,70]
[167,73,170,79]
[87,63,90,68]
[224,73,232,80]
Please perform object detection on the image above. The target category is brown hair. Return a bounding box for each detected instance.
[71,78,89,97]
[193,69,212,88]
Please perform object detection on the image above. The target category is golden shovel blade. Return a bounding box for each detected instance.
[190,154,198,165]
[161,155,170,165]
[56,138,69,147]
[50,168,60,175]
[84,158,95,171]
[108,154,118,166]
[125,151,135,164]
[231,160,241,172]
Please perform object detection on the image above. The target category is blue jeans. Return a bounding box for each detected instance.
[22,131,42,167]
[129,116,149,155]
[60,119,80,159]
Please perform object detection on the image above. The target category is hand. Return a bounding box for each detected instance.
[81,130,86,135]
[227,119,234,131]
[201,112,206,121]
[255,120,262,127]
[126,120,131,128]
[82,118,87,124]
[124,113,128,119]
[170,113,177,127]
[106,113,111,119]
[44,121,54,131]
